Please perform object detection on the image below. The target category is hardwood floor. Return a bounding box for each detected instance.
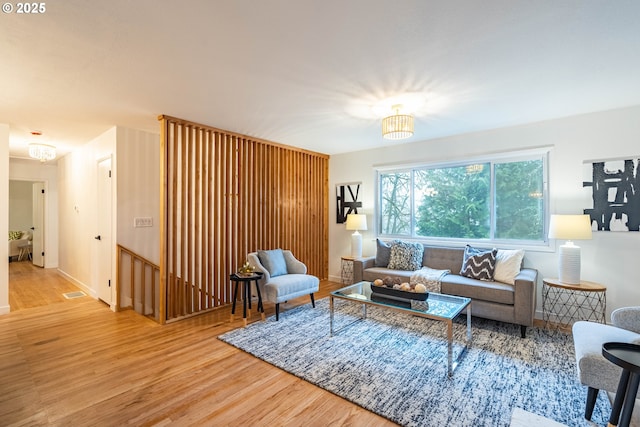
[9,261,85,311]
[1,268,397,427]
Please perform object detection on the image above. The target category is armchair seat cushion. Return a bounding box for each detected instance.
[264,274,320,304]
[573,320,640,394]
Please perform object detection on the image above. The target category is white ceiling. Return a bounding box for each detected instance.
[2,0,640,159]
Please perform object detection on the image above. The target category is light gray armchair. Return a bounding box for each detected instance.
[248,249,319,320]
[573,307,640,420]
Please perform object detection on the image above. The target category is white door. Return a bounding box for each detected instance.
[31,182,45,267]
[97,158,113,304]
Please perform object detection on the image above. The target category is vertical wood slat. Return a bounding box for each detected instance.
[159,115,329,323]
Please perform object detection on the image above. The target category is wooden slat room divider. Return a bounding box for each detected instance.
[159,115,329,323]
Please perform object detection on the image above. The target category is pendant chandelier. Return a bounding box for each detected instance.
[28,143,56,162]
[382,104,414,140]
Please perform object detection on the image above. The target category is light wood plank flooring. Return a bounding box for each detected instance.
[1,266,397,426]
[9,261,85,311]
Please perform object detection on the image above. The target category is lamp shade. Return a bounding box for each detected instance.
[548,215,592,240]
[345,214,367,231]
[382,104,414,140]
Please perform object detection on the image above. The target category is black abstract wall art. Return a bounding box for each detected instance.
[336,183,362,224]
[583,158,640,231]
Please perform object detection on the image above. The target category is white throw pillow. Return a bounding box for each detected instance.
[494,249,525,285]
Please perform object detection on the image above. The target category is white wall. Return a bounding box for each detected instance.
[0,124,9,314]
[57,126,159,305]
[9,158,59,268]
[116,127,160,264]
[58,127,116,297]
[329,105,640,319]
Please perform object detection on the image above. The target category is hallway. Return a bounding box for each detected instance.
[8,260,85,311]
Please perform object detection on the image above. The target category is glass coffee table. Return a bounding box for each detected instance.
[330,281,472,377]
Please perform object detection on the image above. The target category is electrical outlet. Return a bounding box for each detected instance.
[134,217,153,227]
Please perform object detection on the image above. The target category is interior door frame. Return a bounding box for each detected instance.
[95,155,114,306]
[7,178,48,264]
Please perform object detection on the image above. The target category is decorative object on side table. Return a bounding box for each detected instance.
[237,260,257,277]
[548,214,592,284]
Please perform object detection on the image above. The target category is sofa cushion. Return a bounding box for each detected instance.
[388,241,424,271]
[494,249,525,285]
[263,274,320,303]
[257,249,288,277]
[441,275,514,305]
[375,239,393,267]
[460,245,497,281]
[363,267,413,282]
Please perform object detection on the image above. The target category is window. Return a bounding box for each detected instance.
[378,151,548,243]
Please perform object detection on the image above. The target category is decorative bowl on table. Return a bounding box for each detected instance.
[370,277,429,301]
[237,261,257,277]
[237,272,257,277]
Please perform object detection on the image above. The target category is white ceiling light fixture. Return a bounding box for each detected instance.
[382,104,414,140]
[28,131,56,162]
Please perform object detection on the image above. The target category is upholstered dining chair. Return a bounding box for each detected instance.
[247,249,319,320]
[573,306,640,420]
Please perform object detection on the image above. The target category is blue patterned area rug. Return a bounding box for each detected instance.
[218,298,610,427]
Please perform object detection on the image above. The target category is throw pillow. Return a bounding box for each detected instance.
[388,241,424,271]
[257,249,288,277]
[460,245,498,281]
[8,231,22,241]
[494,249,525,285]
[375,239,394,267]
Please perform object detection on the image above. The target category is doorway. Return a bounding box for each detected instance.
[8,179,45,266]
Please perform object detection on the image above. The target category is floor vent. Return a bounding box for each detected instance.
[63,291,87,299]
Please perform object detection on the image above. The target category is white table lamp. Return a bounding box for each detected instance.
[548,214,592,284]
[346,214,367,258]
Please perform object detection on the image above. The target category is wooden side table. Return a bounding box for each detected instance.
[341,256,358,285]
[542,278,606,332]
[230,272,264,327]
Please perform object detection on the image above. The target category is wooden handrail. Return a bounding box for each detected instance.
[117,244,160,321]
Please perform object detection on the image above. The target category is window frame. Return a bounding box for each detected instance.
[375,148,550,247]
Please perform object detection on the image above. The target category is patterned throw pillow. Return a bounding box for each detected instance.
[388,241,424,271]
[8,231,22,241]
[460,245,498,281]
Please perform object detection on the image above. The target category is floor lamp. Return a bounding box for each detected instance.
[346,214,367,258]
[548,214,592,284]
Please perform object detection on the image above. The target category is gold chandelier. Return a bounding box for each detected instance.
[382,104,414,140]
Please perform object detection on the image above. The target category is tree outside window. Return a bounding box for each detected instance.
[378,154,547,243]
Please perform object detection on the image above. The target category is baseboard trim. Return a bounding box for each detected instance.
[56,269,97,300]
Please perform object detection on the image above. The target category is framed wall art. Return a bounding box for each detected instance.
[336,182,362,224]
[583,157,640,231]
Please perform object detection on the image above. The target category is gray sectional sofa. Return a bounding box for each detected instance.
[353,243,538,337]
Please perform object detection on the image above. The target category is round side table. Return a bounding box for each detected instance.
[230,272,264,327]
[542,278,606,332]
[603,342,640,427]
[341,256,358,285]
